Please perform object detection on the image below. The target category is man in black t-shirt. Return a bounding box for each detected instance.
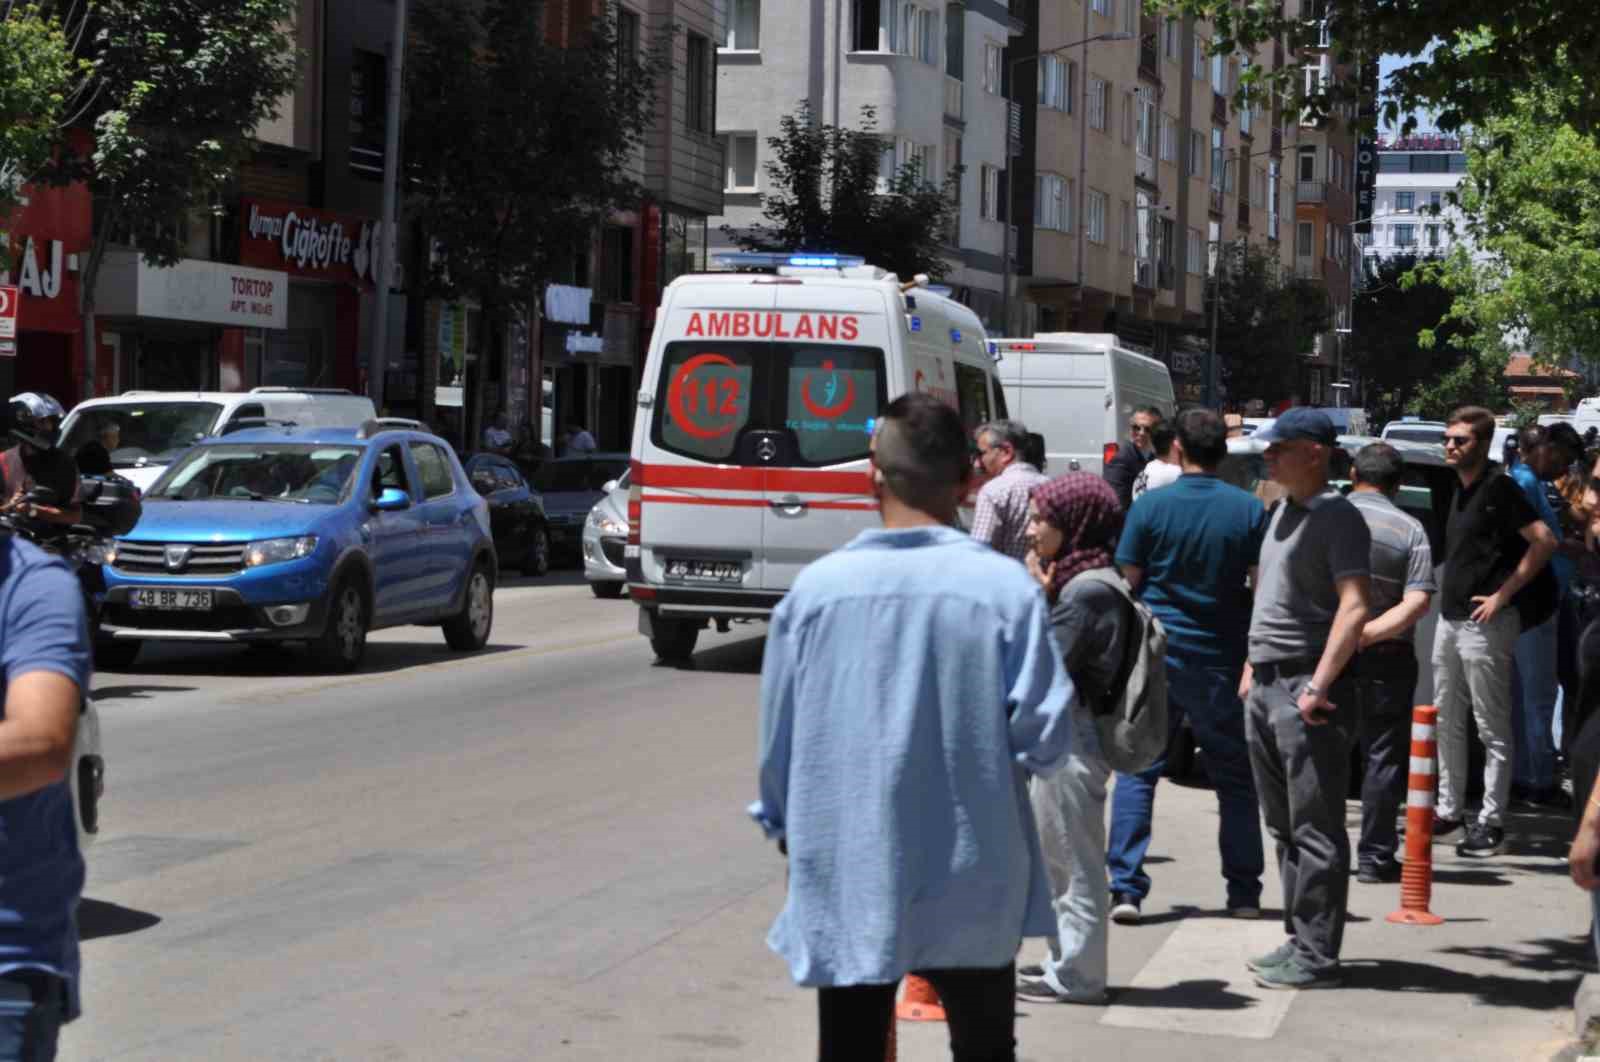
[1434,406,1558,859]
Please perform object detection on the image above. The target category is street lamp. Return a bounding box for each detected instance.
[999,29,1134,336]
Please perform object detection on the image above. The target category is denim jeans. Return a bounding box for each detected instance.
[0,974,65,1062]
[1351,651,1420,870]
[1028,712,1110,1001]
[1107,654,1264,908]
[816,965,1016,1062]
[1511,613,1560,791]
[1434,611,1521,827]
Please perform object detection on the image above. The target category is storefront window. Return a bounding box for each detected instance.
[262,329,330,388]
[662,212,707,288]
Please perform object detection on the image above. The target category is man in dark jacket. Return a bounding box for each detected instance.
[1103,406,1164,510]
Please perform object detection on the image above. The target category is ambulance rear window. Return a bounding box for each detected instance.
[654,341,886,467]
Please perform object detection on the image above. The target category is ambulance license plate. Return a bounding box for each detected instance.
[665,559,742,584]
[131,588,214,611]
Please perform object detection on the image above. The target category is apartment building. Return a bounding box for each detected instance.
[1360,134,1471,263]
[710,0,1023,331]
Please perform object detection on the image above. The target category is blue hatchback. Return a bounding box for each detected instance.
[100,421,497,671]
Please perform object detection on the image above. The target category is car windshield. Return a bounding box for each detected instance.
[532,459,628,492]
[148,443,363,504]
[60,402,224,470]
[1385,427,1445,444]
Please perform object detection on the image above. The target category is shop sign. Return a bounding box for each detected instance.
[0,286,15,340]
[240,197,380,287]
[96,252,288,329]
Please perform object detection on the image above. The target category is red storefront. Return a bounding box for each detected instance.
[0,179,101,402]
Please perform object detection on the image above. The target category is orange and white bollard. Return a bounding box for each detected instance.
[1387,704,1445,926]
[896,974,946,1022]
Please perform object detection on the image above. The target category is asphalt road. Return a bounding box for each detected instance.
[68,569,1590,1060]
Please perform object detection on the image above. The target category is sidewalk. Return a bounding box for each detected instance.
[889,780,1586,1062]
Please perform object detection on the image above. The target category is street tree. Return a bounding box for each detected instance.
[406,0,664,449]
[1347,253,1476,424]
[61,0,298,396]
[0,3,91,257]
[1158,1,1600,137]
[1208,240,1329,409]
[732,101,961,281]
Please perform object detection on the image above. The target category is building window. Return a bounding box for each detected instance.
[1159,113,1175,162]
[723,0,760,50]
[853,0,882,50]
[722,133,757,191]
[1158,217,1176,288]
[1036,173,1069,231]
[1087,188,1107,243]
[600,225,634,303]
[1188,129,1203,180]
[1186,226,1204,275]
[1040,55,1073,112]
[1268,158,1281,240]
[943,128,962,243]
[1122,90,1136,145]
[980,164,1001,221]
[914,5,938,64]
[983,41,1003,94]
[1164,18,1179,60]
[348,49,386,179]
[1296,220,1313,257]
[1395,190,1415,213]
[685,34,712,133]
[1395,224,1416,247]
[1091,0,1111,14]
[1135,87,1155,161]
[1211,52,1227,96]
[1089,77,1109,131]
[1192,35,1207,81]
[1210,126,1223,191]
[1426,224,1440,248]
[1429,190,1443,212]
[1298,147,1316,181]
[1134,190,1154,286]
[1238,58,1252,134]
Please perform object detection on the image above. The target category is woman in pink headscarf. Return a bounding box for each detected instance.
[1016,472,1134,1005]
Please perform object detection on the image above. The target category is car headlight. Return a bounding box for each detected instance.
[243,535,318,567]
[83,542,116,566]
[587,510,627,536]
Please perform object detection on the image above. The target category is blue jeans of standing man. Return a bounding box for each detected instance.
[1511,613,1559,793]
[1107,654,1264,909]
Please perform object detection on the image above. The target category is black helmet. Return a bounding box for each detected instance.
[8,393,65,450]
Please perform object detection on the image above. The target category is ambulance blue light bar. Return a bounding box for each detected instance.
[713,251,867,270]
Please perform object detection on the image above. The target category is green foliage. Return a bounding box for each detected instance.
[406,1,663,310]
[0,4,89,250]
[1420,76,1600,377]
[1347,254,1476,424]
[1152,0,1600,136]
[1407,346,1508,421]
[74,0,299,270]
[733,102,961,281]
[1209,240,1329,408]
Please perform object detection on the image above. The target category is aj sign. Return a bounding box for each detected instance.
[0,285,16,340]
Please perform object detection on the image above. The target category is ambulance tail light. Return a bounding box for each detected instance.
[627,460,643,546]
[1102,442,1118,467]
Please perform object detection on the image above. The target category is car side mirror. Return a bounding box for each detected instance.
[471,473,496,495]
[371,487,411,512]
[601,479,618,493]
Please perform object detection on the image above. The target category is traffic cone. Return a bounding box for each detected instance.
[1388,704,1445,926]
[895,974,946,1022]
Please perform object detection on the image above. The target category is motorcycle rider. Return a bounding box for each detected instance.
[0,395,81,527]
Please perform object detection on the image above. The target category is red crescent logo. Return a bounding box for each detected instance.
[0,288,13,316]
[668,353,742,440]
[801,361,855,419]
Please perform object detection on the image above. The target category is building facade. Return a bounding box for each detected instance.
[1359,134,1470,265]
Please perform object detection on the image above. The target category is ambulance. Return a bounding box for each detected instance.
[625,253,1005,664]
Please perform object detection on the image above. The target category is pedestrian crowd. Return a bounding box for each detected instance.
[753,394,1600,1060]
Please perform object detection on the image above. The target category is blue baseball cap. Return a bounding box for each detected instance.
[1255,407,1337,446]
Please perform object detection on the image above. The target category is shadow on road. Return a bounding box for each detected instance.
[1107,979,1259,1010]
[1132,905,1287,927]
[91,684,196,702]
[1437,934,1593,975]
[683,636,767,676]
[79,898,161,941]
[1429,867,1513,887]
[500,567,590,589]
[1342,955,1582,1009]
[112,641,526,681]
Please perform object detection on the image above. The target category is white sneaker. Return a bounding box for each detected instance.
[1110,896,1141,924]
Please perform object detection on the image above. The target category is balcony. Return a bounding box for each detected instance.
[1294,257,1322,280]
[1135,152,1157,185]
[1007,101,1022,158]
[944,76,963,122]
[1296,180,1327,204]
[1139,14,1160,82]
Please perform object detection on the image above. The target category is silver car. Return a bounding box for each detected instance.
[582,470,630,599]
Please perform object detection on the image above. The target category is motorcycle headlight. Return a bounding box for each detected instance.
[243,535,318,568]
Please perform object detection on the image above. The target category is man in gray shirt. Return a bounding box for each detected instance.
[1346,444,1436,884]
[1241,408,1371,990]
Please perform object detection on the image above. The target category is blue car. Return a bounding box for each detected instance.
[99,421,498,672]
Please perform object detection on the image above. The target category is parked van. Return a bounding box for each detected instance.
[626,254,1005,663]
[59,388,377,491]
[989,334,1176,475]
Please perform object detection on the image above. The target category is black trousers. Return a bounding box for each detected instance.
[1352,651,1420,869]
[816,964,1016,1062]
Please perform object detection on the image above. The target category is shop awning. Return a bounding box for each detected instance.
[95,251,287,330]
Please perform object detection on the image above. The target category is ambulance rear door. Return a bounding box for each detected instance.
[759,283,891,591]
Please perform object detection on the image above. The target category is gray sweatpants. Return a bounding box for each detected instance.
[1246,666,1358,973]
[1433,611,1520,827]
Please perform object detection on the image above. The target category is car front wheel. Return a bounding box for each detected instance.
[522,525,551,577]
[312,579,369,672]
[444,562,494,651]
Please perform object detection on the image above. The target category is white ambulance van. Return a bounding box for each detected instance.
[990,333,1175,475]
[626,254,1005,663]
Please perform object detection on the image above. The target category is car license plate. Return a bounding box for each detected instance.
[130,588,214,611]
[665,559,742,584]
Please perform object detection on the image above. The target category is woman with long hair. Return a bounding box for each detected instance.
[1015,472,1134,1004]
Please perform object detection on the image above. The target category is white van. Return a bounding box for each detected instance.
[626,255,1005,663]
[59,387,377,491]
[990,334,1176,475]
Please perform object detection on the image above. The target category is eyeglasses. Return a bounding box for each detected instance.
[1442,434,1475,448]
[1129,423,1154,435]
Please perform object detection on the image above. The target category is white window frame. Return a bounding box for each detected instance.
[1040,55,1073,112]
[1035,173,1069,232]
[722,131,758,192]
[1296,220,1314,257]
[721,0,761,51]
[983,41,1003,94]
[1089,77,1109,132]
[1164,19,1179,60]
[1087,188,1107,244]
[1091,0,1111,15]
[1193,35,1207,81]
[1188,129,1203,180]
[1135,86,1155,162]
[980,164,1000,221]
[1186,226,1204,275]
[1158,112,1176,162]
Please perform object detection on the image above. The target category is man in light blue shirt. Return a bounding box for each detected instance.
[751,393,1074,1060]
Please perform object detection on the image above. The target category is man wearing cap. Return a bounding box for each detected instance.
[1240,408,1371,990]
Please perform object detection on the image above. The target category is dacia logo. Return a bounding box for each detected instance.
[164,544,194,572]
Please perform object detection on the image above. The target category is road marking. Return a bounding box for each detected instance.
[1098,917,1296,1040]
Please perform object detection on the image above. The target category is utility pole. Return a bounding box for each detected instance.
[1207,240,1222,409]
[370,0,408,415]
